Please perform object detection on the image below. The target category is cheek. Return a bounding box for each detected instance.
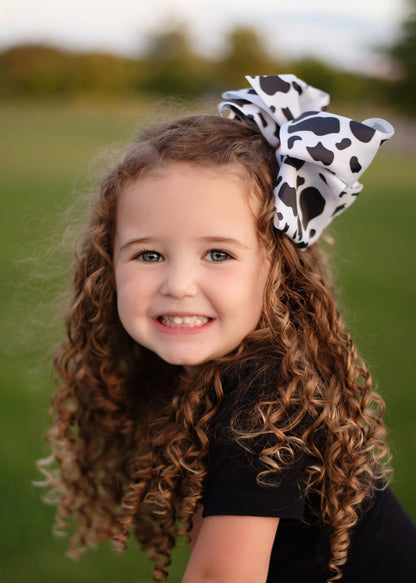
[220,264,267,322]
[250,260,269,318]
[250,281,266,323]
[114,267,152,312]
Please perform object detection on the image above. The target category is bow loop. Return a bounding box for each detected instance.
[279,111,394,187]
[245,74,330,123]
[218,74,394,248]
[218,88,281,148]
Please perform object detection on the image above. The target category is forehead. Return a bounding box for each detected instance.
[117,163,261,234]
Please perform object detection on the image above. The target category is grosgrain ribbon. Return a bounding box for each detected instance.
[218,74,394,248]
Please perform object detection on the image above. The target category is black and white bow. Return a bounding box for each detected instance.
[218,74,394,248]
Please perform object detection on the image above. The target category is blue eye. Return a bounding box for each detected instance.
[137,250,162,262]
[205,249,231,262]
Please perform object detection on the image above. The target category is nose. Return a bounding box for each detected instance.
[160,262,198,298]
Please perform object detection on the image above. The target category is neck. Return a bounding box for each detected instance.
[183,365,201,379]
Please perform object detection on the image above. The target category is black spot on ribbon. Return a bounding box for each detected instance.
[229,98,249,107]
[288,135,302,149]
[247,88,256,95]
[306,142,334,166]
[332,204,347,216]
[350,156,362,173]
[288,116,340,136]
[282,107,294,121]
[292,81,303,95]
[276,175,283,186]
[278,183,298,216]
[241,114,260,133]
[293,111,317,122]
[281,223,290,234]
[319,173,328,184]
[349,120,375,143]
[270,105,276,113]
[285,156,305,170]
[336,138,352,150]
[258,112,268,128]
[309,228,316,238]
[299,187,326,228]
[276,212,283,220]
[297,217,303,240]
[259,75,291,95]
[297,176,305,188]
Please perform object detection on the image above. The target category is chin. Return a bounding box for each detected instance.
[169,357,207,367]
[157,352,210,368]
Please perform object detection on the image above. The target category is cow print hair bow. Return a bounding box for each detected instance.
[218,74,394,248]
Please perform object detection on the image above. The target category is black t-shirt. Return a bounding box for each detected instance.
[202,362,416,582]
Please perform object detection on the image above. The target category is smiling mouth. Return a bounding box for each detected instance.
[158,315,211,328]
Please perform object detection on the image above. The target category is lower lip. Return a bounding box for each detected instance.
[153,318,214,335]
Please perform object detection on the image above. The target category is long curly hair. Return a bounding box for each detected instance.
[37,115,391,582]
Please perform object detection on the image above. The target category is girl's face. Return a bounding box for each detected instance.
[113,163,268,370]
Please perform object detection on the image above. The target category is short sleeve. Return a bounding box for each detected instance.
[202,361,306,521]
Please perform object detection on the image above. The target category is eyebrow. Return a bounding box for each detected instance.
[199,236,251,250]
[119,237,157,252]
[119,236,250,253]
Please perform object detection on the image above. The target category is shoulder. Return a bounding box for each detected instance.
[204,355,307,521]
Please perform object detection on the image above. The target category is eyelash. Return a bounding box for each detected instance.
[133,250,162,262]
[205,249,232,262]
[132,249,233,263]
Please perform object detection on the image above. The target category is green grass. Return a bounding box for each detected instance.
[0,98,415,582]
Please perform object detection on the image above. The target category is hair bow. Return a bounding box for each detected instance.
[218,74,394,248]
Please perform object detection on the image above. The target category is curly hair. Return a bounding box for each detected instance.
[37,115,391,582]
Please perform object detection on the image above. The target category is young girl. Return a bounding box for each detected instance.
[39,75,416,582]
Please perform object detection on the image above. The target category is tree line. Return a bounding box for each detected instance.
[0,21,414,114]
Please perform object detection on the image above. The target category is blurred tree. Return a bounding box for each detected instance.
[72,53,134,95]
[0,28,395,108]
[292,58,338,95]
[292,58,379,108]
[138,26,213,97]
[216,27,281,89]
[0,44,138,99]
[386,0,416,113]
[0,44,76,96]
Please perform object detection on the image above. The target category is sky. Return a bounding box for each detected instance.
[0,0,409,75]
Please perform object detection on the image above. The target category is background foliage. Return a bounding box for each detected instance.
[0,8,415,114]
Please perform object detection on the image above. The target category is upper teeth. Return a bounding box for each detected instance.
[160,315,209,327]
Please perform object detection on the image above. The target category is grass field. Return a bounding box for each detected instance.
[0,98,415,582]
